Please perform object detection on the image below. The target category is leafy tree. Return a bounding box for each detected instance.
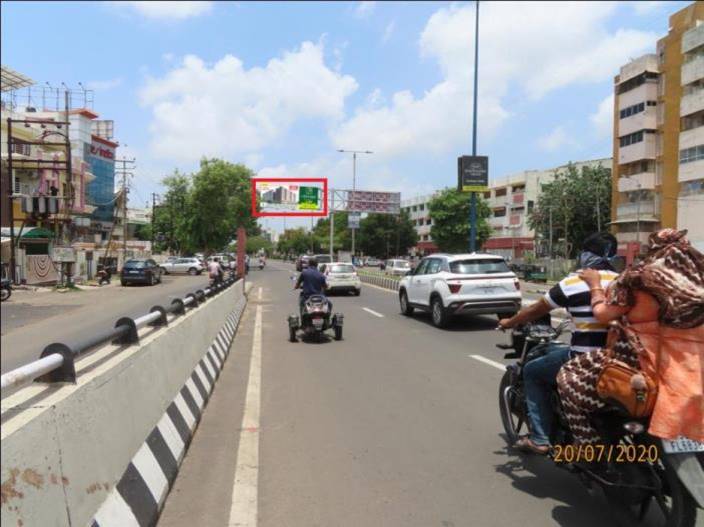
[313,212,350,253]
[357,212,418,258]
[428,188,491,252]
[246,235,273,255]
[152,172,191,254]
[277,227,315,256]
[528,164,611,258]
[133,223,152,242]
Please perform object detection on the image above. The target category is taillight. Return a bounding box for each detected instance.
[514,279,520,291]
[448,283,461,294]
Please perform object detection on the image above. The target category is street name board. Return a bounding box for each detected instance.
[458,155,489,192]
[346,190,401,214]
[348,212,361,229]
[52,246,76,263]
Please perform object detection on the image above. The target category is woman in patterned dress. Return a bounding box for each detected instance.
[556,229,704,445]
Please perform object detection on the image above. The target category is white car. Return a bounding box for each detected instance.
[160,257,204,275]
[385,259,412,276]
[398,253,522,328]
[320,262,361,296]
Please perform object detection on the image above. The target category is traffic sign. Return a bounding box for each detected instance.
[458,155,489,192]
[348,212,361,229]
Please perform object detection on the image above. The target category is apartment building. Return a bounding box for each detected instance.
[400,193,438,255]
[612,3,704,253]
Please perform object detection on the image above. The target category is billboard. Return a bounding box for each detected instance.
[346,190,401,214]
[252,178,328,217]
[457,155,489,192]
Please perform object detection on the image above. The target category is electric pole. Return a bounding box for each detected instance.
[151,192,158,251]
[337,148,373,256]
[115,157,135,263]
[469,0,480,253]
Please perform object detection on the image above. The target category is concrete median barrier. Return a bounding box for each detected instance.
[358,271,400,292]
[1,280,249,527]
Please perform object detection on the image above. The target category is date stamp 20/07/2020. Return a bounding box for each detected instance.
[552,443,659,464]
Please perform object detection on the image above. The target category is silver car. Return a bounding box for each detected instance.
[160,257,204,275]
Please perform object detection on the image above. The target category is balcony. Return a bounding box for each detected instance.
[680,126,704,150]
[682,24,704,55]
[618,54,658,85]
[618,108,657,136]
[679,159,704,183]
[616,201,658,220]
[681,88,704,117]
[618,81,658,109]
[681,55,704,87]
[618,135,656,165]
[617,172,656,192]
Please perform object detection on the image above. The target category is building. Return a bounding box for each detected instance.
[400,193,439,255]
[611,3,704,254]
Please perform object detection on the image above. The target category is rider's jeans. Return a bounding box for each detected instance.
[523,342,572,446]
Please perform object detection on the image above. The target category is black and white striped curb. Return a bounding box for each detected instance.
[91,295,247,527]
[358,273,400,292]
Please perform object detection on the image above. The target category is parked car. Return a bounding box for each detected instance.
[320,262,361,296]
[121,259,163,286]
[365,257,381,268]
[385,259,412,276]
[160,257,204,275]
[398,253,522,328]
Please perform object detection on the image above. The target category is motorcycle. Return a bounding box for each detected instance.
[259,259,265,270]
[1,278,12,301]
[96,268,111,286]
[288,294,343,343]
[497,321,704,527]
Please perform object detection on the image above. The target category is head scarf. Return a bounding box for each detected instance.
[608,229,704,328]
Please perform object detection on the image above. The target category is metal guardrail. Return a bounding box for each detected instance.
[357,271,401,292]
[0,276,240,395]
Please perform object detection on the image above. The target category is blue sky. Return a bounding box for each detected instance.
[1,0,689,232]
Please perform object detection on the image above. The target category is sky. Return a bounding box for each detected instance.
[1,0,689,233]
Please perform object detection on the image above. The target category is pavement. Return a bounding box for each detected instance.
[155,261,672,527]
[0,274,211,373]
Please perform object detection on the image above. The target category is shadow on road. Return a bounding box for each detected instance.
[412,312,499,332]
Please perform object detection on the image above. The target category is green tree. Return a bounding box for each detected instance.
[428,188,491,252]
[528,163,611,258]
[277,227,315,256]
[133,223,152,242]
[313,212,350,253]
[152,172,191,254]
[357,212,418,258]
[246,235,274,255]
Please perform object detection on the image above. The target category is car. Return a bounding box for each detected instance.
[320,262,361,296]
[313,254,332,267]
[385,258,412,276]
[121,259,163,286]
[365,257,381,267]
[160,257,204,275]
[398,253,522,328]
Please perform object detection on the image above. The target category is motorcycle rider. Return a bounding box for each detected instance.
[293,256,331,314]
[498,232,620,454]
[208,257,224,285]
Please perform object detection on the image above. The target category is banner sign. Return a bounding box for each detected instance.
[458,155,489,192]
[346,190,401,214]
[348,212,361,229]
[252,178,328,217]
[52,246,76,263]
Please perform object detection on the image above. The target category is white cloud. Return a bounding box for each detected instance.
[139,41,358,163]
[355,1,376,18]
[382,20,396,43]
[630,1,668,15]
[331,2,656,159]
[590,93,614,139]
[115,1,213,20]
[86,77,123,91]
[537,126,575,152]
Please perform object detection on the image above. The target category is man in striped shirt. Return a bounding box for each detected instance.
[498,233,620,454]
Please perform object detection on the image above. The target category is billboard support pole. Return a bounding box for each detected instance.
[469,0,480,253]
[329,211,334,262]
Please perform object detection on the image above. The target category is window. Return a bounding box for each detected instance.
[483,191,491,199]
[494,207,506,218]
[426,258,442,274]
[414,259,430,275]
[419,204,424,211]
[449,259,510,275]
[330,264,354,273]
[495,188,507,197]
[412,206,417,212]
[619,101,648,119]
[527,200,534,213]
[647,100,657,106]
[679,144,704,164]
[511,184,525,193]
[619,130,649,147]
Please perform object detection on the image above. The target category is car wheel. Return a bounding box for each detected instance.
[161,267,169,275]
[289,327,297,343]
[354,288,361,296]
[188,267,197,275]
[121,280,127,286]
[150,274,156,286]
[399,290,414,316]
[431,296,448,328]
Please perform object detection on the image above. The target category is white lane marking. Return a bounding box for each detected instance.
[93,488,141,527]
[469,354,506,371]
[362,307,384,318]
[132,442,169,504]
[228,303,262,527]
[258,286,262,301]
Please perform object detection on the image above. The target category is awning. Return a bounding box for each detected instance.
[0,226,54,239]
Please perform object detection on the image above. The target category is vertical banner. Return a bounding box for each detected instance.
[237,227,247,280]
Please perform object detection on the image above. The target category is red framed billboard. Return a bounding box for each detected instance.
[251,178,328,217]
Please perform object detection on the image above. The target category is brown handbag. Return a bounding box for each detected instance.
[596,324,659,418]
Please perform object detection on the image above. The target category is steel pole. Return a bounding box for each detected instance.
[351,152,356,256]
[469,0,480,253]
[329,211,334,261]
[7,119,16,283]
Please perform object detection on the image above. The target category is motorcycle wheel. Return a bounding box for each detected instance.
[289,327,297,343]
[1,288,10,301]
[498,369,526,446]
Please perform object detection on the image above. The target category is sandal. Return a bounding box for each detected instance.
[513,436,550,455]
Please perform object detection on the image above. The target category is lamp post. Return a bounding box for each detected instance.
[337,149,373,257]
[469,0,480,252]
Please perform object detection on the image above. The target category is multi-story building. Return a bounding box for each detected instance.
[612,3,704,253]
[483,158,611,260]
[400,193,439,255]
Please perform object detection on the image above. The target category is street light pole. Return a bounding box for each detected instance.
[469,0,480,253]
[337,149,373,257]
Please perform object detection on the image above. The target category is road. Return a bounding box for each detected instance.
[0,274,210,373]
[155,260,682,527]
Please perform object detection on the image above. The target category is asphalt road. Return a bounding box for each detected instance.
[0,274,211,373]
[154,260,693,527]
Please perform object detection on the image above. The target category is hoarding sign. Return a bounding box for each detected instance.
[52,246,76,263]
[346,190,401,214]
[252,178,328,217]
[458,155,489,192]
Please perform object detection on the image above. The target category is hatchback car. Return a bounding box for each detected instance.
[320,262,361,296]
[160,257,204,275]
[385,259,412,276]
[398,253,521,328]
[121,259,163,286]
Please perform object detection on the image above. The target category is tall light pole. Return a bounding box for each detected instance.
[337,149,373,257]
[469,0,480,252]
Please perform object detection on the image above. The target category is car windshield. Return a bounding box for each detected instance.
[330,264,354,273]
[395,261,410,268]
[450,259,510,274]
[316,255,332,263]
[124,260,146,269]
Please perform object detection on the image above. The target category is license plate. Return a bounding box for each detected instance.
[312,318,323,327]
[662,436,704,454]
[129,270,139,274]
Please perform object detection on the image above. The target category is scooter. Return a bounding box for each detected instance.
[1,278,12,301]
[497,321,704,527]
[288,293,343,343]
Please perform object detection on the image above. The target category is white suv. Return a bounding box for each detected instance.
[398,253,521,328]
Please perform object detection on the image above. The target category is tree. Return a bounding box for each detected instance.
[133,223,152,242]
[357,212,418,258]
[246,235,273,255]
[277,227,315,256]
[428,188,491,252]
[152,172,191,254]
[528,164,611,258]
[313,212,350,253]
